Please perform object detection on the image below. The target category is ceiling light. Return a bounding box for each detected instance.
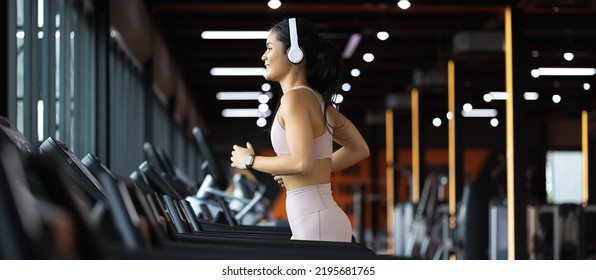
[342,83,351,92]
[216,91,262,100]
[531,67,596,77]
[432,117,442,127]
[222,109,261,118]
[584,83,591,90]
[261,83,271,92]
[210,67,265,76]
[524,92,539,100]
[531,50,540,57]
[531,69,541,78]
[488,91,508,100]
[201,31,269,40]
[363,53,374,62]
[257,118,268,127]
[377,31,389,41]
[462,103,473,112]
[446,111,453,120]
[351,69,361,77]
[563,52,574,61]
[484,91,539,101]
[258,104,269,113]
[483,94,492,102]
[490,118,499,127]
[332,94,344,104]
[268,0,281,10]
[397,0,411,10]
[342,33,361,59]
[552,94,561,103]
[258,94,270,104]
[461,109,498,118]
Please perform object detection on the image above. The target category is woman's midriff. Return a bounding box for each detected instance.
[283,158,331,191]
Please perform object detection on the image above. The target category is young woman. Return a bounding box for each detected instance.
[230,18,369,243]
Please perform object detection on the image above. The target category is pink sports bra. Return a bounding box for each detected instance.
[270,86,333,159]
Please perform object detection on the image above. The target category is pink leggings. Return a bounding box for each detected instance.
[285,184,352,243]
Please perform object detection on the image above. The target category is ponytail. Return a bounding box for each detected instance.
[306,37,342,110]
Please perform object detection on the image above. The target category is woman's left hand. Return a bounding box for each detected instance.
[230,142,255,169]
[273,175,285,188]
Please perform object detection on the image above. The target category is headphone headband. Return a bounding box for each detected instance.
[287,18,304,64]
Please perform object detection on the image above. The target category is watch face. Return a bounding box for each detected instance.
[245,154,255,168]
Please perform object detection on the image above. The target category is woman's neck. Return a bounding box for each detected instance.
[279,70,308,94]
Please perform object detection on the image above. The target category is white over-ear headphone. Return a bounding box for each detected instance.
[287,18,304,64]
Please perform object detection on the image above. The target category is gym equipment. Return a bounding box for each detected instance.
[191,127,273,226]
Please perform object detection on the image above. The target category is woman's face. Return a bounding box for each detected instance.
[261,31,291,82]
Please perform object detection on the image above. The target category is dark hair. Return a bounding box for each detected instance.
[270,18,343,122]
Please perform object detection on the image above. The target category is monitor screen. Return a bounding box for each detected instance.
[81,153,116,181]
[192,127,230,190]
[142,142,196,197]
[39,137,106,204]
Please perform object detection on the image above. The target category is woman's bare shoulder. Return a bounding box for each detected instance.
[282,88,317,108]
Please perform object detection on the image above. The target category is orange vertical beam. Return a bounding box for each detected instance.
[582,110,589,207]
[386,109,394,253]
[411,88,420,203]
[447,60,456,230]
[504,5,516,260]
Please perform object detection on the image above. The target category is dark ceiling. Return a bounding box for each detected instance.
[144,0,596,152]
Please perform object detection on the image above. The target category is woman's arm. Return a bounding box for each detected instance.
[329,107,370,173]
[231,91,314,175]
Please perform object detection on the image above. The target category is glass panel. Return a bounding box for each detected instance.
[545,150,583,204]
[37,99,44,141]
[55,100,60,140]
[16,0,25,132]
[16,0,23,26]
[37,0,43,28]
[34,0,46,142]
[16,101,24,132]
[69,12,76,151]
[54,12,61,139]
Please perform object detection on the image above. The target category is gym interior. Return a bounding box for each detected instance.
[2,0,595,260]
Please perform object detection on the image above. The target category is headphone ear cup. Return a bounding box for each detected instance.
[287,46,304,64]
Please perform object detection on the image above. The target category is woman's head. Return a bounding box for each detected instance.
[266,18,343,103]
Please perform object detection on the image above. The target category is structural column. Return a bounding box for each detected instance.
[447,60,465,259]
[95,0,110,163]
[385,108,395,253]
[411,88,421,203]
[504,5,529,260]
[2,0,8,116]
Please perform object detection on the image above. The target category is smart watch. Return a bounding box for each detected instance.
[244,154,255,169]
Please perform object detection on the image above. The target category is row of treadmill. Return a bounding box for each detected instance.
[0,115,392,259]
